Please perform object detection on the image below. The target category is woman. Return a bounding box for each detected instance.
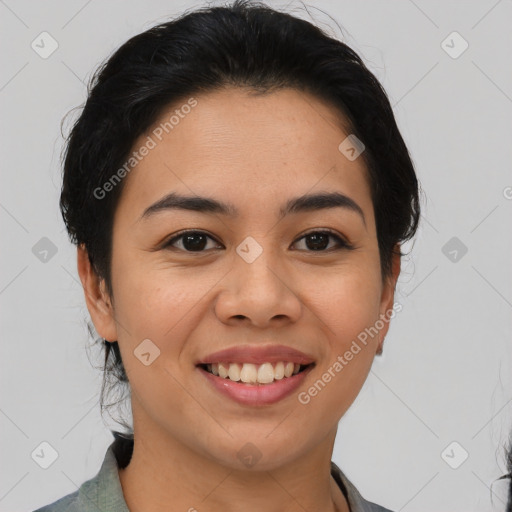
[34,1,421,510]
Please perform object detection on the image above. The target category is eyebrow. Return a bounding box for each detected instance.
[140,191,366,226]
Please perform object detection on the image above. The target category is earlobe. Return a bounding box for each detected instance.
[76,245,118,342]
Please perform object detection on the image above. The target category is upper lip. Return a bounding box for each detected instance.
[196,344,316,365]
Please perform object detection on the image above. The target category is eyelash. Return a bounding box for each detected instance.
[163,229,354,253]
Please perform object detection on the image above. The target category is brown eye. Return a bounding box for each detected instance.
[163,229,353,254]
[292,230,353,252]
[165,231,221,252]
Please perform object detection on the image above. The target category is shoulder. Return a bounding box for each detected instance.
[331,461,395,512]
[32,438,129,512]
[32,490,80,512]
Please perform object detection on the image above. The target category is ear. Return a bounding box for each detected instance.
[376,244,401,354]
[77,244,118,342]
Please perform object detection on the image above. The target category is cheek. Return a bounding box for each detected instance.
[308,265,383,345]
[313,270,383,408]
[111,270,203,412]
[110,265,220,383]
[297,277,382,429]
[110,254,203,336]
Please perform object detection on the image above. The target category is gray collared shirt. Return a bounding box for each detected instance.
[34,441,393,512]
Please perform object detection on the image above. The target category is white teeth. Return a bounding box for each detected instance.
[274,361,284,380]
[218,362,229,379]
[228,363,241,382]
[284,362,294,378]
[257,363,274,384]
[240,363,258,383]
[206,361,308,384]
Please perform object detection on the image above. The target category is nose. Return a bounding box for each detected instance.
[214,246,303,328]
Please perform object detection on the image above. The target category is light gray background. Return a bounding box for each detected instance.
[1,0,511,511]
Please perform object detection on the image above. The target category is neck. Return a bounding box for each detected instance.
[117,420,349,512]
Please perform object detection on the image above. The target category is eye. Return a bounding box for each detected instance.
[291,229,353,252]
[164,230,222,252]
[163,229,353,253]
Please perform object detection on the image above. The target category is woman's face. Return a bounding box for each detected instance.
[83,86,399,470]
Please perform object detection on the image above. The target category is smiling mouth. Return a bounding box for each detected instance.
[197,361,315,385]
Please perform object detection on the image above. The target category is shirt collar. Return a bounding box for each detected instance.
[76,443,130,512]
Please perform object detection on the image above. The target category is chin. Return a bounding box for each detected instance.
[197,429,313,472]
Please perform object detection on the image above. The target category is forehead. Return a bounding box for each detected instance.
[115,87,373,223]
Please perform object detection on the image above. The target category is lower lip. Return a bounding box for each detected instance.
[198,365,314,406]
